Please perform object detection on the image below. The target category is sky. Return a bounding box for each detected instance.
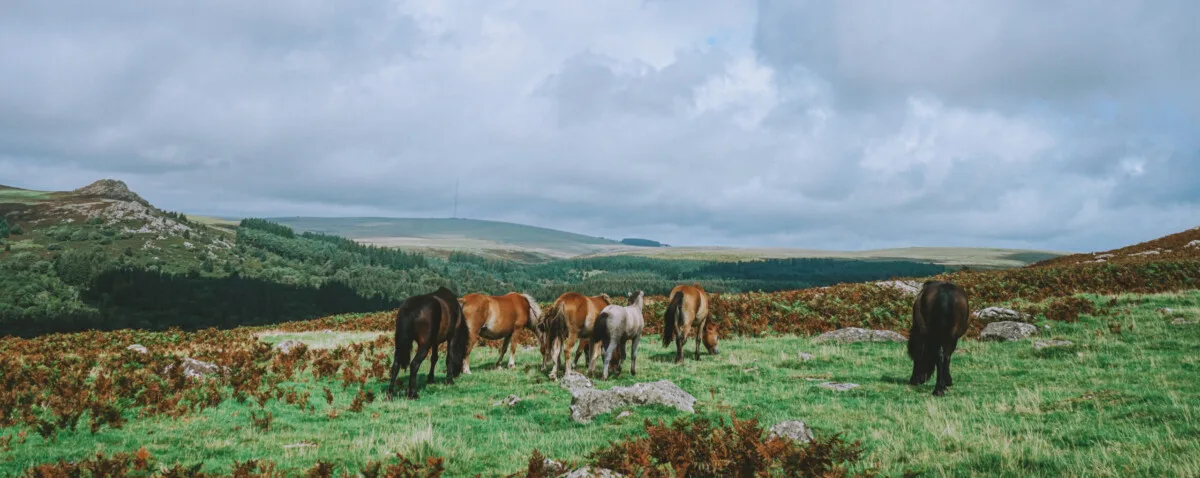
[2,0,1198,253]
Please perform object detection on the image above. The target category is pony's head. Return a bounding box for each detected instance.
[627,290,644,308]
[702,320,720,355]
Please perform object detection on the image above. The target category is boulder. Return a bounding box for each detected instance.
[975,307,1032,322]
[493,395,522,407]
[796,352,815,361]
[979,321,1039,341]
[811,327,906,343]
[874,280,922,295]
[126,344,148,354]
[767,421,814,443]
[274,340,305,354]
[818,382,860,392]
[570,380,695,424]
[560,371,594,393]
[165,357,224,380]
[560,466,623,478]
[1033,340,1074,350]
[1172,318,1198,325]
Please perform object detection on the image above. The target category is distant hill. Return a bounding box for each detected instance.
[1031,226,1200,267]
[266,216,622,259]
[580,246,1068,269]
[621,238,668,247]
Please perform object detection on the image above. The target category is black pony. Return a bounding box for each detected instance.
[387,286,470,400]
[908,280,971,396]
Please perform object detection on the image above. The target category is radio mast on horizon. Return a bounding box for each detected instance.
[453,177,459,219]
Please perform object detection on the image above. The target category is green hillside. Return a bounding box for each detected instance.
[267,216,621,258]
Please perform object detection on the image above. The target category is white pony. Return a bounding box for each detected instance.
[590,290,646,379]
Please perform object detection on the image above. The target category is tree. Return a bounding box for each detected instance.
[0,218,9,238]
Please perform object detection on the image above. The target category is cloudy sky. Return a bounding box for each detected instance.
[2,1,1198,252]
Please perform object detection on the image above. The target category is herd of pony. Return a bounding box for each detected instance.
[385,281,970,400]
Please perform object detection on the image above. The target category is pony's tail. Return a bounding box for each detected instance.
[662,291,683,347]
[594,310,613,350]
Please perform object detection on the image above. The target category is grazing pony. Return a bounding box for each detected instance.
[459,292,543,373]
[387,286,469,400]
[661,284,720,362]
[908,280,971,396]
[540,292,611,379]
[592,290,646,380]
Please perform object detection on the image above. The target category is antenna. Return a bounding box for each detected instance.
[453,177,459,219]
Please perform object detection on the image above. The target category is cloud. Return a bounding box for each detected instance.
[1,0,1197,252]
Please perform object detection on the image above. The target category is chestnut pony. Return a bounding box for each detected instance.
[908,280,970,396]
[459,292,543,373]
[662,284,720,362]
[386,286,469,400]
[539,292,612,379]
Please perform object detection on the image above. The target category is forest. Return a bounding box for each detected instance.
[0,219,947,336]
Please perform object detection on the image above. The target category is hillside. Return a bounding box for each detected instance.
[1032,226,1200,267]
[0,180,957,337]
[581,245,1066,269]
[268,216,622,259]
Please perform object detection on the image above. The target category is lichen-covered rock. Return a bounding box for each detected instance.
[818,382,860,392]
[560,371,594,393]
[874,280,922,295]
[975,307,1032,322]
[560,466,623,478]
[811,327,906,343]
[493,395,522,407]
[165,357,224,380]
[768,421,814,443]
[980,321,1038,341]
[126,344,148,354]
[570,380,695,424]
[274,340,305,354]
[1033,340,1074,350]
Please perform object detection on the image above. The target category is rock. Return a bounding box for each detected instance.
[1157,308,1174,315]
[165,357,224,380]
[1172,318,1198,325]
[874,280,922,295]
[796,352,815,361]
[616,411,633,419]
[493,395,522,407]
[274,340,305,354]
[1033,340,1074,350]
[979,321,1039,341]
[126,344,148,354]
[570,380,695,424]
[72,179,150,205]
[975,307,1032,322]
[1187,240,1200,248]
[811,327,906,343]
[767,421,814,443]
[540,459,567,476]
[560,466,623,478]
[560,371,594,393]
[818,382,860,392]
[1130,250,1160,256]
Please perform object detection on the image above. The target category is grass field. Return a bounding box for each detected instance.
[0,186,53,204]
[3,291,1197,476]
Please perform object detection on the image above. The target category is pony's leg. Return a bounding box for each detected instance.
[601,340,618,380]
[427,341,439,385]
[507,329,519,369]
[548,335,564,379]
[496,335,512,368]
[407,342,432,399]
[932,343,950,396]
[463,322,480,375]
[630,335,640,377]
[908,334,928,386]
[387,338,412,400]
[675,329,685,364]
[694,327,704,361]
[943,339,959,387]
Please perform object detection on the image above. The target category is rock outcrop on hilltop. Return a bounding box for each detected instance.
[73,179,150,206]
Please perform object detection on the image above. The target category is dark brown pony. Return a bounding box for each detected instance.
[539,292,611,379]
[459,292,543,373]
[662,284,719,362]
[908,280,970,396]
[387,286,469,400]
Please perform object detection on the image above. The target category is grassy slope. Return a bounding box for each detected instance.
[3,291,1196,477]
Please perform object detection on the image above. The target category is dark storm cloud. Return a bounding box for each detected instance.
[1,0,1196,252]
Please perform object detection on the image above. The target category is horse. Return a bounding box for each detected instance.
[661,284,720,362]
[386,286,469,400]
[908,280,971,396]
[592,290,646,380]
[539,292,611,379]
[458,292,543,373]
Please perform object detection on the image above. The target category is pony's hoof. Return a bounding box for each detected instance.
[932,387,946,397]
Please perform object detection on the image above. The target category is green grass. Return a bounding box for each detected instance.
[0,187,53,204]
[3,291,1198,476]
